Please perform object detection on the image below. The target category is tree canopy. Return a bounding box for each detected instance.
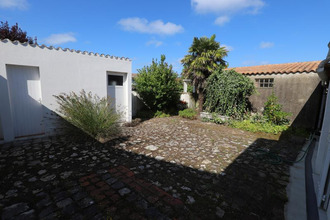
[0,21,34,44]
[181,34,228,112]
[134,55,181,112]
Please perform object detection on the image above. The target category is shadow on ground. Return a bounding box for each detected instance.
[0,119,306,219]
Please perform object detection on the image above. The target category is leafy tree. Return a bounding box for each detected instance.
[263,93,291,125]
[0,21,34,44]
[181,34,228,113]
[204,68,255,119]
[135,55,181,112]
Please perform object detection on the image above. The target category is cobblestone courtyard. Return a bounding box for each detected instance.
[0,117,304,219]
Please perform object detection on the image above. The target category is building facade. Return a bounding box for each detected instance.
[0,39,132,142]
[232,61,322,128]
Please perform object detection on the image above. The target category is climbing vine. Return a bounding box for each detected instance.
[204,68,255,118]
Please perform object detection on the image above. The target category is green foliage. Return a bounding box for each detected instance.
[54,90,121,141]
[202,116,226,124]
[181,34,228,89]
[181,34,228,112]
[135,55,181,112]
[229,120,289,134]
[179,108,197,120]
[187,84,194,93]
[264,93,291,125]
[204,68,255,119]
[154,111,170,118]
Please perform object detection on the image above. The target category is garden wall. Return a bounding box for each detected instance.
[247,72,322,128]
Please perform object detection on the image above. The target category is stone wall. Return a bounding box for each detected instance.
[246,72,322,128]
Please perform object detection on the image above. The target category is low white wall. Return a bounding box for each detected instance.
[180,93,196,109]
[0,39,132,142]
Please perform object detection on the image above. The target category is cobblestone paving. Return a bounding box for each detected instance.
[0,117,305,219]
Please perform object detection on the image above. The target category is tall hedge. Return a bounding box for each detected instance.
[204,68,255,118]
[135,55,181,112]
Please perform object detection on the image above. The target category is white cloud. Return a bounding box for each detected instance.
[0,0,28,10]
[192,0,265,14]
[260,41,274,49]
[44,33,77,45]
[192,0,265,26]
[146,39,163,47]
[214,16,230,26]
[118,17,184,35]
[222,44,233,51]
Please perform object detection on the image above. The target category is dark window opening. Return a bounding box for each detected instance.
[108,75,123,86]
[256,78,274,88]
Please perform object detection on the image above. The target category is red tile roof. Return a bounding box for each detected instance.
[229,61,322,75]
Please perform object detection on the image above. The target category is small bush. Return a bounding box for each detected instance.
[54,90,121,141]
[264,93,291,125]
[154,111,170,118]
[179,108,197,120]
[229,120,289,134]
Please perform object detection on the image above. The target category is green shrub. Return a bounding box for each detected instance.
[179,108,197,119]
[54,90,121,141]
[154,111,170,118]
[213,117,226,124]
[135,55,181,112]
[204,68,255,119]
[229,120,289,134]
[264,93,291,125]
[250,113,267,123]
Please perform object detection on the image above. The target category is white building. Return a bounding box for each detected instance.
[0,39,132,142]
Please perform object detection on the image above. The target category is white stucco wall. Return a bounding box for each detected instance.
[0,39,132,142]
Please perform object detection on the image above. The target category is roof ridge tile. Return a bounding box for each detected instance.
[0,38,131,61]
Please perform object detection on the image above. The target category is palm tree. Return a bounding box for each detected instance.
[181,34,228,113]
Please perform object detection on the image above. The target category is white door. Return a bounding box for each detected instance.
[107,73,126,119]
[7,65,44,138]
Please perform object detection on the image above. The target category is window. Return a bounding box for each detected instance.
[256,78,274,88]
[108,75,123,86]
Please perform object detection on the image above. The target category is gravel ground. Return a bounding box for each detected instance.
[0,116,305,219]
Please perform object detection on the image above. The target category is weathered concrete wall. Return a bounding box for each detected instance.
[247,72,322,128]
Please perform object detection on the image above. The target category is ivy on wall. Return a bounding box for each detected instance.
[204,68,255,119]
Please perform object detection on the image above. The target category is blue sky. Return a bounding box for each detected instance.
[1,0,329,74]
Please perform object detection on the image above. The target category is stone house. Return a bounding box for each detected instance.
[231,61,323,128]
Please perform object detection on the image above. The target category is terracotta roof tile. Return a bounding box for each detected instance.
[229,61,322,75]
